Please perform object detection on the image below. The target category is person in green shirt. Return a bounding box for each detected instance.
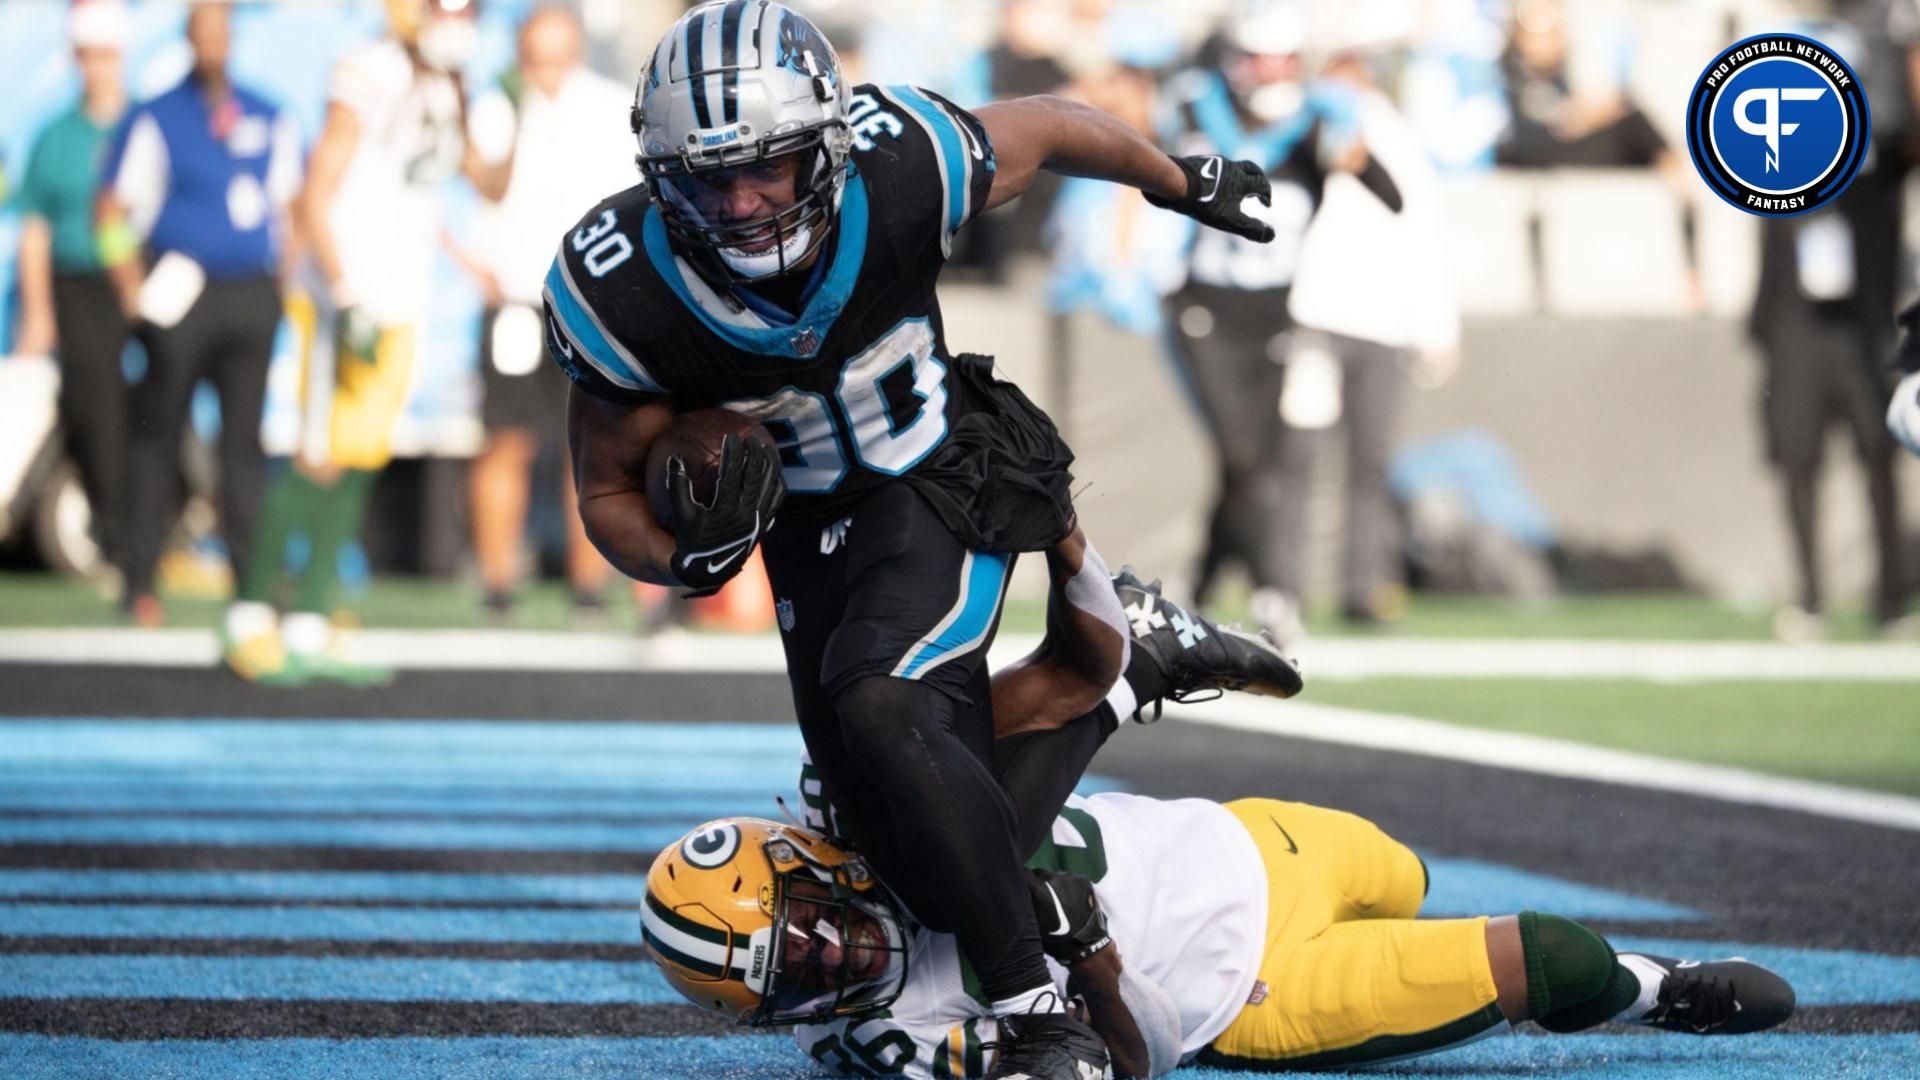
[12,0,133,578]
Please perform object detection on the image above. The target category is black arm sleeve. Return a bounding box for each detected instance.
[993,709,1122,862]
[1354,153,1404,213]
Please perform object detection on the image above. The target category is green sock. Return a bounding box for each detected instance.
[292,469,377,616]
[1521,911,1643,1032]
[240,469,320,604]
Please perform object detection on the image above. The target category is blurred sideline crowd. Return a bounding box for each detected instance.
[2,0,1918,687]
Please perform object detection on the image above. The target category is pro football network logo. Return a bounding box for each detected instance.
[1685,33,1869,216]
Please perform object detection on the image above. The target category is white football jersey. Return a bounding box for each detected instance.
[794,791,1268,1078]
[325,40,465,323]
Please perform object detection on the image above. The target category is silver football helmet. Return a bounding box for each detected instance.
[632,0,854,284]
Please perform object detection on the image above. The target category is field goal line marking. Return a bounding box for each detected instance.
[1179,696,1920,833]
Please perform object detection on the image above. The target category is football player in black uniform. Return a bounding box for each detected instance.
[1893,302,1920,459]
[545,5,1292,1076]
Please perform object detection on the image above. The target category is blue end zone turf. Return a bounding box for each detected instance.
[0,955,679,1003]
[4,717,1913,1079]
[2,1034,1916,1079]
[0,869,652,903]
[1419,857,1703,921]
[0,903,642,943]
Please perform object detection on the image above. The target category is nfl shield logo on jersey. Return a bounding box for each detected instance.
[777,598,796,633]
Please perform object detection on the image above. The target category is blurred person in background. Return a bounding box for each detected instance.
[1156,0,1402,649]
[223,0,493,684]
[1751,4,1920,642]
[1493,0,1666,169]
[459,5,632,623]
[1752,208,1908,641]
[1041,10,1187,337]
[99,0,300,628]
[1283,37,1460,630]
[11,0,132,584]
[963,0,1075,278]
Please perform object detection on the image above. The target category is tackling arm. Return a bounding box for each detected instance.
[567,386,683,585]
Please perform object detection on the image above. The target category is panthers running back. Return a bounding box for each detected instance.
[551,6,1289,1078]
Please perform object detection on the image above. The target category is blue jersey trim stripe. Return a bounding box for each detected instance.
[894,551,1010,680]
[542,256,664,393]
[882,86,970,251]
[638,173,869,359]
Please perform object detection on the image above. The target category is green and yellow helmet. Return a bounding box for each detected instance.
[642,817,910,1026]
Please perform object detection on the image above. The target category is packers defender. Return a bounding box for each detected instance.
[644,796,1796,1079]
[551,4,1295,1076]
[223,0,500,685]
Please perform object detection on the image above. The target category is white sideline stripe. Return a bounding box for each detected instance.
[1178,697,1920,833]
[5,629,1920,681]
[3,629,1916,830]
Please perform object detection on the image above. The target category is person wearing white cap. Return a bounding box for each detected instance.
[11,0,133,583]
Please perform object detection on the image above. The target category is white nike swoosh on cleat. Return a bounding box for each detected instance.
[1044,883,1072,936]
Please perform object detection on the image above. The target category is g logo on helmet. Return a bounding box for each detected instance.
[681,822,741,868]
[1686,33,1869,217]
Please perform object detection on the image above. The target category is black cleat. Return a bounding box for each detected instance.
[1627,953,1796,1035]
[1115,568,1303,713]
[987,1005,1110,1080]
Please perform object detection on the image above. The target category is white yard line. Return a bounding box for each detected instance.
[1177,697,1920,833]
[2,628,1915,831]
[4,628,1920,681]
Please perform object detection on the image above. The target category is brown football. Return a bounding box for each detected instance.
[645,408,778,531]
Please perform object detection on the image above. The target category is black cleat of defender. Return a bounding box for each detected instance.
[987,1005,1110,1080]
[1115,567,1303,715]
[1629,953,1796,1035]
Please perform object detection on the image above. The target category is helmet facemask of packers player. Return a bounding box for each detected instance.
[643,818,910,1026]
[632,1,854,286]
[387,0,480,72]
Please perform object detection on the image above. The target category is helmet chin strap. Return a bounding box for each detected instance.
[720,221,816,281]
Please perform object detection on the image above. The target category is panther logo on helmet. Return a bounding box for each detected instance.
[642,817,910,1026]
[775,9,835,85]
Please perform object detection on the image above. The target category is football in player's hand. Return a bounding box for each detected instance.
[644,408,778,530]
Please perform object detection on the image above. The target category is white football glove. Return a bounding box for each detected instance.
[1888,369,1920,458]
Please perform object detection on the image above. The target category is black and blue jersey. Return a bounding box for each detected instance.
[543,83,1067,539]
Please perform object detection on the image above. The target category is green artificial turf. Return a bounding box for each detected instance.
[1304,677,1920,798]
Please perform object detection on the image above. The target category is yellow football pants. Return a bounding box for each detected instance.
[1201,799,1505,1070]
[287,292,416,471]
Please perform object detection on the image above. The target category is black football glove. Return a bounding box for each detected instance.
[1144,154,1275,244]
[668,434,786,598]
[1028,868,1112,966]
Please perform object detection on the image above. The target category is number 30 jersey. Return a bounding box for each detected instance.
[543,83,999,522]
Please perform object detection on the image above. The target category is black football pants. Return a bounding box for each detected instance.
[50,271,132,568]
[763,483,1054,1004]
[124,275,281,603]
